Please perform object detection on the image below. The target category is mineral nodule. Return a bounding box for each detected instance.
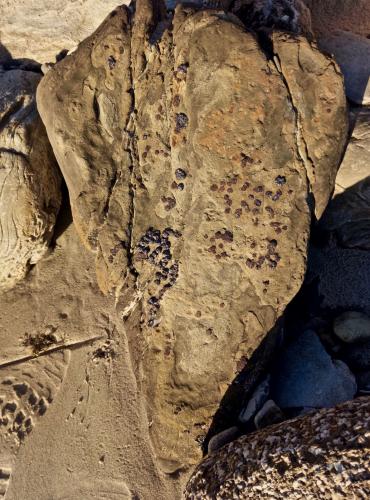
[37,0,348,472]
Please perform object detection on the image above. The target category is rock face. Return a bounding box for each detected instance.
[335,108,370,195]
[239,376,270,424]
[253,399,284,429]
[271,330,357,408]
[37,1,348,471]
[217,0,313,38]
[185,396,370,499]
[0,69,61,290]
[319,31,370,105]
[303,0,370,39]
[0,0,131,63]
[343,341,370,372]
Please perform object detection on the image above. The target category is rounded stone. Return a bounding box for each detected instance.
[333,311,370,343]
[271,330,357,408]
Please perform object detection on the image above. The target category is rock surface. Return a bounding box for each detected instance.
[229,0,313,38]
[318,109,370,251]
[308,246,370,317]
[185,396,370,499]
[271,330,357,408]
[37,1,347,471]
[334,108,370,195]
[207,426,240,454]
[0,0,131,63]
[303,0,370,39]
[0,69,61,290]
[253,399,284,429]
[357,371,370,393]
[239,376,270,424]
[319,31,370,105]
[342,340,370,371]
[334,311,370,344]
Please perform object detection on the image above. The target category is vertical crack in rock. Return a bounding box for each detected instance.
[271,46,313,210]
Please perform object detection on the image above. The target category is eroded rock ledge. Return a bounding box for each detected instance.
[37,0,347,472]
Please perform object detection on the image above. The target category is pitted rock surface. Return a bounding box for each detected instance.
[185,397,370,499]
[0,69,61,290]
[37,1,347,471]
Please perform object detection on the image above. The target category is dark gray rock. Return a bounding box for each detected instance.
[253,400,285,430]
[238,375,270,424]
[342,340,370,371]
[207,426,240,454]
[334,311,370,344]
[271,330,357,408]
[356,370,370,393]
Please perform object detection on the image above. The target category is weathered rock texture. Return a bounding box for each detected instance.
[0,69,61,290]
[37,1,347,471]
[185,396,370,499]
[0,0,131,63]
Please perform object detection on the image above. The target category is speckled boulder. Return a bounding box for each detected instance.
[185,397,370,499]
[37,1,347,472]
[0,69,61,290]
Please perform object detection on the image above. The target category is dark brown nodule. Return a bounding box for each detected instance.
[175,113,188,133]
[175,168,187,180]
[215,230,233,242]
[107,55,116,69]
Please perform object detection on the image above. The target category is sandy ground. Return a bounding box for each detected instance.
[0,205,182,500]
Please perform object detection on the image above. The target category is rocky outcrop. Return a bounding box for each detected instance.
[0,0,131,63]
[185,396,370,499]
[0,69,61,290]
[37,1,347,471]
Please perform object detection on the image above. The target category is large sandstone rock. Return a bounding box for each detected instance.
[37,2,347,471]
[185,396,370,498]
[0,69,61,290]
[0,0,130,63]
